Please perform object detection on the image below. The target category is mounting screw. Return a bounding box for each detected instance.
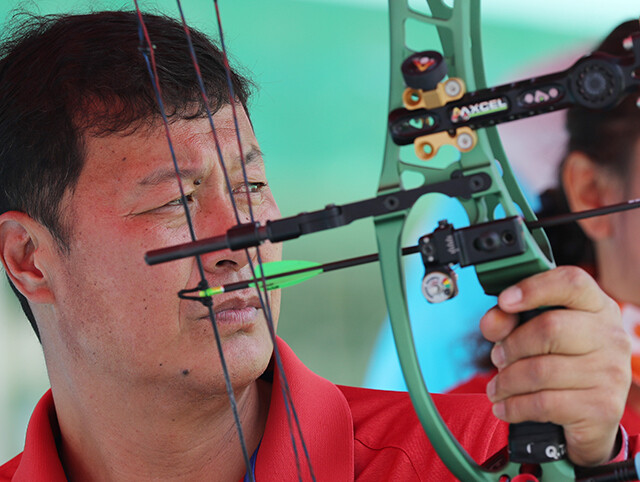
[383,196,400,210]
[475,232,501,252]
[444,78,462,97]
[457,132,474,150]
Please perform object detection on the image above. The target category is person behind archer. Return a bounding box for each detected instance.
[450,19,640,434]
[0,10,634,481]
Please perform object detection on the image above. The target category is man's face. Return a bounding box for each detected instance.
[43,104,281,397]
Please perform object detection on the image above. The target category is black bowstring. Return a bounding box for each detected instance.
[205,2,317,480]
[172,2,310,480]
[132,3,254,478]
[136,0,316,480]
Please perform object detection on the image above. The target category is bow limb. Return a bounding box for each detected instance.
[377,2,493,479]
[377,3,488,479]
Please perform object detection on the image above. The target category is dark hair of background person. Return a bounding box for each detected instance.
[471,19,640,372]
[0,11,253,341]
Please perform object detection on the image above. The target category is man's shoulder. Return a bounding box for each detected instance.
[0,452,22,481]
[338,384,498,438]
[336,385,504,480]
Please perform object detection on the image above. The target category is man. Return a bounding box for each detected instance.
[0,10,634,481]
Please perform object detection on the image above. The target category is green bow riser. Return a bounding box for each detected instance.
[375,1,570,480]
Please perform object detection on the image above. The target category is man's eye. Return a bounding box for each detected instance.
[165,193,195,207]
[233,182,267,195]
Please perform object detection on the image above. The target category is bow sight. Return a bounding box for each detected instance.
[144,172,492,265]
[389,33,640,161]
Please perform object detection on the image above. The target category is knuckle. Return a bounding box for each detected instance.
[558,266,590,302]
[586,390,624,425]
[538,314,562,349]
[614,328,632,357]
[556,265,588,287]
[531,390,554,421]
[607,359,631,389]
[528,357,549,386]
[607,297,622,320]
[601,326,632,364]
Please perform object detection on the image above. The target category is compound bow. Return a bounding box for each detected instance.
[142,1,640,480]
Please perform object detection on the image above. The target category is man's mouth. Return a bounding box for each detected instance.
[213,306,259,324]
[196,296,263,327]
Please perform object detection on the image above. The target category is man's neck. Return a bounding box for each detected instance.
[52,378,271,482]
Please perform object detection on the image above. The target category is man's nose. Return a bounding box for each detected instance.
[196,195,254,273]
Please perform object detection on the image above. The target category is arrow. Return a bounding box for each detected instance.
[199,259,323,296]
[198,246,421,297]
[193,198,640,297]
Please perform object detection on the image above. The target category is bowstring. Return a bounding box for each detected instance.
[204,2,317,480]
[135,1,316,480]
[132,3,254,479]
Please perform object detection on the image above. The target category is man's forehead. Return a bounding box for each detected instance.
[76,105,260,191]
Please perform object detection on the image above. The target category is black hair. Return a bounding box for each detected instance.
[0,10,253,340]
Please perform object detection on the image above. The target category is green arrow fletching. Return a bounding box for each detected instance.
[253,260,323,290]
[200,260,323,297]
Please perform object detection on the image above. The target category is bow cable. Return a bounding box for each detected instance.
[133,3,257,479]
[173,1,316,479]
[135,1,316,479]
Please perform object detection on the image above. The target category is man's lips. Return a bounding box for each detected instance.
[213,306,259,324]
[195,296,263,325]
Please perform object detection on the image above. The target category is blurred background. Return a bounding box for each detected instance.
[0,0,638,463]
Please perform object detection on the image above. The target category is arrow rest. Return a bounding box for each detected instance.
[418,217,528,303]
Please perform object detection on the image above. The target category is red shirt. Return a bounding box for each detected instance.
[0,338,633,481]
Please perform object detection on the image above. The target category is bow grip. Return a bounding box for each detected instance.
[508,307,567,464]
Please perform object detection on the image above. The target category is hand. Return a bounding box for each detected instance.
[480,266,631,466]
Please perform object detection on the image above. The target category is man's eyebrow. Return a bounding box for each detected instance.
[243,147,265,165]
[138,168,202,187]
[137,148,264,186]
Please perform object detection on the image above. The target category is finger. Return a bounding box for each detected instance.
[497,266,612,315]
[485,352,626,403]
[489,308,616,368]
[479,305,517,343]
[491,387,623,466]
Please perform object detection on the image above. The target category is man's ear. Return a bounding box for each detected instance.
[0,211,55,304]
[562,151,621,241]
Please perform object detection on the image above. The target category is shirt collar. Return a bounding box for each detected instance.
[256,337,354,480]
[13,390,67,482]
